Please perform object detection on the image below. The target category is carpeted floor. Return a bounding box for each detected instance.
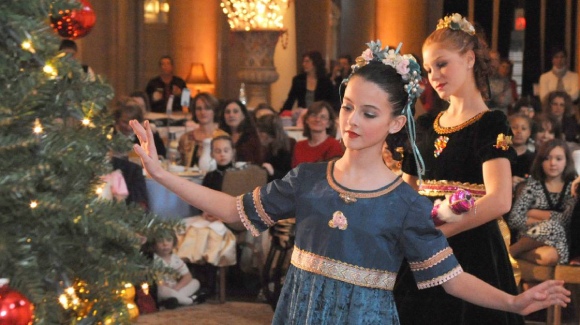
[134,301,274,325]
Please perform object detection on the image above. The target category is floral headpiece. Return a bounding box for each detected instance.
[436,13,475,35]
[342,40,426,178]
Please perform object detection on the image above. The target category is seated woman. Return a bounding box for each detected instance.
[178,92,227,168]
[114,97,166,158]
[533,113,562,152]
[256,114,296,181]
[508,139,577,265]
[291,101,343,168]
[218,99,263,164]
[545,91,580,144]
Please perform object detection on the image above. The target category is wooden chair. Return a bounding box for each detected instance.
[517,259,556,324]
[215,164,269,303]
[553,265,580,325]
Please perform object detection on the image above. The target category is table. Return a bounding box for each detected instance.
[146,173,203,220]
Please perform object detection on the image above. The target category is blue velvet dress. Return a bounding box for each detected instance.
[236,160,462,324]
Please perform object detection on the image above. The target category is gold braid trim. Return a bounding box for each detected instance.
[326,160,403,199]
[418,179,486,199]
[409,247,454,271]
[236,195,260,237]
[433,111,488,134]
[291,247,397,290]
[252,187,275,227]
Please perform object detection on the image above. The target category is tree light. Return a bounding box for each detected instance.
[30,200,38,208]
[21,40,35,53]
[33,118,43,134]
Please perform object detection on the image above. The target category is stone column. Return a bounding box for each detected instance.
[233,30,283,109]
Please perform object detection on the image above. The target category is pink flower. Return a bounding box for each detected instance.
[396,59,410,76]
[361,49,373,61]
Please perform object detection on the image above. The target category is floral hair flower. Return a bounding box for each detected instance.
[436,13,475,35]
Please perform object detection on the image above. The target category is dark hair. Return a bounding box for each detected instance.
[256,114,291,155]
[550,46,567,59]
[304,50,327,80]
[347,62,413,153]
[191,92,220,123]
[159,55,173,66]
[339,54,353,64]
[532,113,563,140]
[302,101,337,138]
[530,138,576,183]
[545,91,573,117]
[151,228,177,248]
[129,90,152,112]
[219,99,256,136]
[252,103,277,122]
[509,113,533,129]
[513,95,541,115]
[59,39,78,52]
[113,97,144,123]
[423,24,492,100]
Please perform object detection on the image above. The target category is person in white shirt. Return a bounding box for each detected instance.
[539,47,579,105]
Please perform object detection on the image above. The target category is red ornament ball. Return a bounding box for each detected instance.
[50,0,96,40]
[0,279,34,325]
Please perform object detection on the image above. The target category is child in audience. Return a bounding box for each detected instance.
[510,114,535,190]
[201,136,235,221]
[256,114,295,181]
[533,114,562,151]
[152,229,201,307]
[509,138,577,265]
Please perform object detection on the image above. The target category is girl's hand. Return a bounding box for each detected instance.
[262,163,274,176]
[129,120,164,178]
[513,280,570,315]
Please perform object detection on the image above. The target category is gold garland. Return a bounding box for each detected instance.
[433,111,489,135]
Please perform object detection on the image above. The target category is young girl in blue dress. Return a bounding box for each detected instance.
[128,39,569,324]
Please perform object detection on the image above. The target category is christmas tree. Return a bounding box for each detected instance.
[0,1,176,324]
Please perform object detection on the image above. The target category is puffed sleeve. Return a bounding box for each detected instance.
[400,195,463,289]
[235,166,301,236]
[476,110,516,163]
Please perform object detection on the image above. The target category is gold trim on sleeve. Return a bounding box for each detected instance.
[418,179,486,199]
[252,187,275,227]
[236,194,260,237]
[409,247,454,271]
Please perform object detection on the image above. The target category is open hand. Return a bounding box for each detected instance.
[129,120,163,178]
[513,280,570,315]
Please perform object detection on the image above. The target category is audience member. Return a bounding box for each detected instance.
[508,138,577,265]
[111,156,149,210]
[252,102,277,121]
[145,55,186,113]
[291,101,343,168]
[499,57,518,102]
[58,39,96,81]
[201,135,235,195]
[255,114,295,181]
[130,90,152,115]
[533,113,562,152]
[113,97,166,158]
[151,229,202,308]
[330,54,353,104]
[509,114,535,189]
[178,92,227,167]
[539,47,579,105]
[511,95,541,119]
[488,50,516,114]
[280,51,336,115]
[544,91,579,144]
[219,99,263,164]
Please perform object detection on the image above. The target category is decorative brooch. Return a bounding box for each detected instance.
[436,13,476,35]
[434,136,449,157]
[339,193,357,204]
[493,133,512,151]
[328,211,348,230]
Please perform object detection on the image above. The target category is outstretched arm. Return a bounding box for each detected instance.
[129,120,240,224]
[442,272,570,316]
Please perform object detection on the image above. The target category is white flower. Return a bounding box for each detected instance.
[361,49,373,61]
[451,13,462,23]
[396,59,410,76]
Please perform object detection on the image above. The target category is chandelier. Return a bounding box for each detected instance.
[220,0,289,31]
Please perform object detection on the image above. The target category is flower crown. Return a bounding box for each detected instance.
[436,13,475,35]
[351,40,423,102]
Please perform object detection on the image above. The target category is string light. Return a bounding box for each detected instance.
[33,118,43,134]
[81,118,91,126]
[21,40,35,53]
[43,64,57,78]
[220,0,288,31]
[30,201,38,209]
